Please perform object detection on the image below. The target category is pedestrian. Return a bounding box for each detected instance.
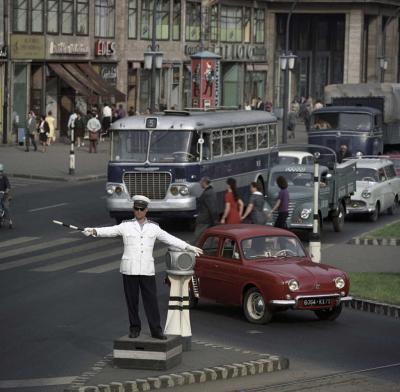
[299,97,311,132]
[45,110,56,145]
[102,103,112,139]
[111,104,118,122]
[117,103,126,119]
[314,99,323,110]
[288,105,298,139]
[0,163,12,229]
[194,177,219,240]
[337,144,352,163]
[220,178,244,224]
[267,176,289,229]
[37,114,50,152]
[128,106,135,116]
[244,102,252,111]
[256,97,265,111]
[74,112,86,148]
[82,195,203,340]
[67,109,78,142]
[87,113,101,153]
[241,182,266,225]
[25,110,37,152]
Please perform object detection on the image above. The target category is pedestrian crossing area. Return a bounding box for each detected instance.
[0,235,168,275]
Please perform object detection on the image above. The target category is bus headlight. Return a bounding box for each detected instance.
[361,190,371,199]
[179,186,189,196]
[170,185,189,196]
[106,185,115,195]
[300,208,311,219]
[115,186,123,195]
[170,186,179,196]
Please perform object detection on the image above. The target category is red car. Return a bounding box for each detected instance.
[191,224,352,324]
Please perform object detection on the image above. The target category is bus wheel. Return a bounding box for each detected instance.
[256,177,265,195]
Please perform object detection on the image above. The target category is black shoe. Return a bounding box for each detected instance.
[151,333,167,340]
[129,330,140,339]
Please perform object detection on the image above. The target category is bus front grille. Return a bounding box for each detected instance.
[123,172,172,200]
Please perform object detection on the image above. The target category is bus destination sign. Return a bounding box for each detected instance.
[145,118,158,128]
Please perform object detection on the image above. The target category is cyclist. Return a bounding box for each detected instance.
[0,164,12,229]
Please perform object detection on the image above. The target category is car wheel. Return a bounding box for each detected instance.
[387,196,399,215]
[314,304,343,321]
[369,203,380,222]
[332,203,345,232]
[243,287,273,324]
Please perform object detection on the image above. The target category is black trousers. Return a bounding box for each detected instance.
[274,212,288,229]
[25,133,37,151]
[122,274,162,336]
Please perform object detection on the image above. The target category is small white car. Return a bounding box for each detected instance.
[345,158,400,221]
[278,151,314,165]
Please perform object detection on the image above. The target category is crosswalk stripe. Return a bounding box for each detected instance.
[0,236,39,249]
[0,237,81,260]
[32,248,122,272]
[0,239,117,272]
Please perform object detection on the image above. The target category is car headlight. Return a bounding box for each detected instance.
[300,208,312,219]
[288,279,299,292]
[179,186,189,196]
[170,186,179,196]
[334,277,345,289]
[361,190,371,199]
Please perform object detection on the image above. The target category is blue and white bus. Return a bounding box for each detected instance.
[106,110,278,224]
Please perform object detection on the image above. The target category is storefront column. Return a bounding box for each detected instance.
[344,9,363,83]
[266,12,276,103]
[384,17,399,82]
[365,15,381,82]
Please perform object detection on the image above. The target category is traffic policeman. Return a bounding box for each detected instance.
[83,195,202,340]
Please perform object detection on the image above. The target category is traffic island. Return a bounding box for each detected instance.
[65,339,289,392]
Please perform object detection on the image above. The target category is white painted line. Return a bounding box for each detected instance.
[33,247,122,272]
[0,239,116,271]
[0,236,39,249]
[0,237,81,260]
[0,376,77,389]
[29,203,68,212]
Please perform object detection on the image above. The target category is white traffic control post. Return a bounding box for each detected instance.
[69,128,75,175]
[164,248,196,351]
[309,153,321,263]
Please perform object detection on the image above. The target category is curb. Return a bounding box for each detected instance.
[345,298,400,319]
[8,173,106,182]
[65,342,289,392]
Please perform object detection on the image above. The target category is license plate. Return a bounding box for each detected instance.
[302,298,332,307]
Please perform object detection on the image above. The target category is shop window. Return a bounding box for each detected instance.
[210,4,218,42]
[244,7,251,43]
[172,0,181,41]
[185,1,201,42]
[254,9,264,44]
[31,0,44,33]
[13,64,28,128]
[95,0,115,38]
[13,0,28,32]
[221,6,242,42]
[47,0,59,33]
[62,0,74,35]
[128,0,137,38]
[222,63,240,107]
[76,0,89,35]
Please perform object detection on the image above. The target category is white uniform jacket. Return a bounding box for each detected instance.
[94,219,189,276]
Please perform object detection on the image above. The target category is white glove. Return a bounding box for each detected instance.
[83,228,95,237]
[186,244,203,257]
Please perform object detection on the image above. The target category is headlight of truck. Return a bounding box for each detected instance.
[361,190,371,199]
[334,277,345,289]
[300,208,312,219]
[288,279,299,292]
[179,185,189,196]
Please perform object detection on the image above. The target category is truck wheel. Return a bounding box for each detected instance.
[388,196,398,215]
[332,204,345,232]
[369,203,380,222]
[243,287,273,324]
[314,304,343,321]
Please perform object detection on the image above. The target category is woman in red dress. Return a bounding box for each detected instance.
[220,178,244,224]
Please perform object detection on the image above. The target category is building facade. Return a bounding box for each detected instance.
[2,0,400,143]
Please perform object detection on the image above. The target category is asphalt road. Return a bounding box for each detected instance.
[0,179,399,392]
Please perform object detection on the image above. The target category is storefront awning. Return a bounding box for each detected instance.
[49,63,91,96]
[77,63,126,101]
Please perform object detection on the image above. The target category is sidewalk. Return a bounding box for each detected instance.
[0,139,110,181]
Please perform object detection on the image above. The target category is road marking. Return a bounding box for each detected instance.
[0,236,39,249]
[0,376,77,389]
[29,202,68,212]
[0,239,116,271]
[33,248,122,272]
[0,237,80,260]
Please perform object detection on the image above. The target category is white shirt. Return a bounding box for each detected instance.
[67,113,77,128]
[87,117,101,132]
[103,105,112,118]
[94,219,189,276]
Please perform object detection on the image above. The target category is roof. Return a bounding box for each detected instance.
[346,158,393,169]
[313,106,381,115]
[270,164,328,174]
[203,224,297,241]
[278,151,313,159]
[110,110,277,131]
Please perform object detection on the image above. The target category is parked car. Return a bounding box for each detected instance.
[191,224,351,324]
[345,157,400,221]
[278,151,314,165]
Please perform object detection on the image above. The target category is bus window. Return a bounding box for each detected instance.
[112,130,149,162]
[212,130,222,157]
[247,127,257,151]
[258,125,268,149]
[149,130,193,163]
[235,128,246,153]
[222,129,234,155]
[269,124,277,146]
[201,133,211,160]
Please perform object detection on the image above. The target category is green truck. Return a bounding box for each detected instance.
[266,150,356,235]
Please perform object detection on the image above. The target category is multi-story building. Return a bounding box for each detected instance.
[1,0,399,143]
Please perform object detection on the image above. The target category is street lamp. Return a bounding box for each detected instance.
[378,56,388,82]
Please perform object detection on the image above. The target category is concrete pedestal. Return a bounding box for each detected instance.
[113,335,182,370]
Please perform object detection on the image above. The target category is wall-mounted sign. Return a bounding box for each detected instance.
[11,35,45,59]
[185,44,266,61]
[49,41,89,55]
[0,45,7,59]
[95,40,116,57]
[100,64,117,86]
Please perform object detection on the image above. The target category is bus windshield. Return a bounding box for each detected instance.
[112,130,149,162]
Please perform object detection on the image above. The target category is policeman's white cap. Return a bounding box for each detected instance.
[133,195,150,208]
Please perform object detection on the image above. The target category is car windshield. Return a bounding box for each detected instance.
[311,113,372,131]
[241,236,306,259]
[112,130,149,162]
[278,156,299,165]
[270,171,313,187]
[356,168,379,182]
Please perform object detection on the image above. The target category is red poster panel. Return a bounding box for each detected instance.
[191,57,218,109]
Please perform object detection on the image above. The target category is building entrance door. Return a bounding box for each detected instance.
[314,52,330,100]
[294,52,312,99]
